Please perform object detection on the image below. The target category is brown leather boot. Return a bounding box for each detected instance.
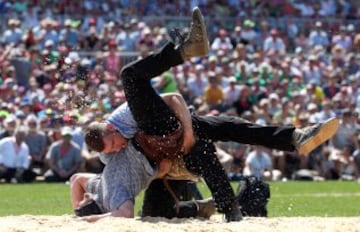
[177,7,209,60]
[195,198,216,219]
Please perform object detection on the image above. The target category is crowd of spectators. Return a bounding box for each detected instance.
[1,1,360,183]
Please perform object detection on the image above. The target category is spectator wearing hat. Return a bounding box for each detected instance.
[37,18,59,49]
[203,71,224,111]
[82,27,100,51]
[211,28,233,51]
[230,26,244,49]
[136,26,155,51]
[126,18,142,47]
[103,39,121,75]
[332,25,352,52]
[223,76,241,110]
[115,23,136,52]
[302,55,322,85]
[0,115,17,139]
[24,115,48,175]
[187,64,208,102]
[44,126,82,182]
[241,19,257,52]
[60,19,80,49]
[263,28,286,55]
[2,18,23,44]
[272,97,295,125]
[0,126,36,183]
[308,21,330,49]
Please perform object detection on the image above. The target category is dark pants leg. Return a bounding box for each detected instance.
[0,168,16,183]
[192,115,296,151]
[121,42,183,136]
[142,179,198,218]
[184,139,236,214]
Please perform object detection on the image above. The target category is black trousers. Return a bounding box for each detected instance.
[192,115,296,152]
[0,168,36,183]
[121,42,297,214]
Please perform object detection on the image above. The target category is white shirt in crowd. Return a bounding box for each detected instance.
[244,148,272,180]
[0,137,30,169]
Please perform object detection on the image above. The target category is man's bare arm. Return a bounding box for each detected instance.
[161,93,195,153]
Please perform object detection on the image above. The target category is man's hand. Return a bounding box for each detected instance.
[182,130,195,154]
[157,159,173,178]
[58,169,68,178]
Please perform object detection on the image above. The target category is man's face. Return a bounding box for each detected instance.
[102,129,128,154]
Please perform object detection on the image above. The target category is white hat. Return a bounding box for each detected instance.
[228,76,237,83]
[269,93,279,100]
[45,40,54,47]
[65,51,80,64]
[61,126,73,136]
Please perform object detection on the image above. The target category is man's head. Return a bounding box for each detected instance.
[84,122,128,154]
[14,126,27,145]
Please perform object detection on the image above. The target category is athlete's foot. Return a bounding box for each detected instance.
[293,117,339,155]
[176,7,209,60]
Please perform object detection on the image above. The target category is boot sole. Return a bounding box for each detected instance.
[193,7,209,56]
[298,117,339,155]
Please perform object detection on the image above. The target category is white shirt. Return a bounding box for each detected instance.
[0,137,30,169]
[187,75,208,99]
[244,150,272,179]
[263,37,285,54]
[223,85,241,106]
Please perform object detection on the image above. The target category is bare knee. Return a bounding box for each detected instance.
[69,173,81,186]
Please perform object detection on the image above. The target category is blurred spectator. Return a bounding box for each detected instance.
[243,146,273,181]
[60,19,80,49]
[44,126,82,182]
[332,109,359,152]
[232,85,254,116]
[263,29,286,55]
[308,21,330,49]
[24,115,48,175]
[211,28,233,51]
[0,126,36,183]
[187,64,208,102]
[2,19,22,44]
[223,76,241,110]
[203,71,224,111]
[0,115,17,139]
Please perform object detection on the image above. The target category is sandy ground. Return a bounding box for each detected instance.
[0,215,360,232]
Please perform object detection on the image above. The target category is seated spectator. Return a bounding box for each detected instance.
[243,146,273,181]
[44,126,82,182]
[24,115,48,175]
[0,127,36,183]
